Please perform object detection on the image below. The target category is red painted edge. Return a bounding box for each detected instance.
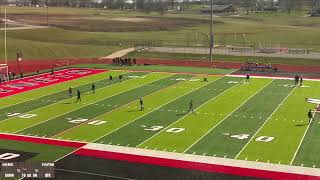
[0,134,86,148]
[74,149,320,180]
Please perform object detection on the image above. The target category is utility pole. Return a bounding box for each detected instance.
[209,0,213,62]
[46,0,49,26]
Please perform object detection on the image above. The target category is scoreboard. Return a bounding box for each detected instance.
[0,162,55,178]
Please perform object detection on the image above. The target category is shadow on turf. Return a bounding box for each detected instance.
[295,123,310,127]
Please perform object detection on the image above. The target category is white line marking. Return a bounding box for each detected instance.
[290,104,319,165]
[183,80,274,153]
[55,168,136,180]
[92,75,223,144]
[13,73,165,134]
[137,76,243,148]
[235,85,297,159]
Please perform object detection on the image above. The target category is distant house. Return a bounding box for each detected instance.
[200,4,235,14]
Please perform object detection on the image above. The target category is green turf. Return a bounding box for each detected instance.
[54,74,209,141]
[95,76,241,147]
[73,64,236,75]
[0,72,162,133]
[293,114,320,167]
[0,70,118,109]
[19,74,190,137]
[140,78,272,152]
[187,79,295,158]
[237,81,320,165]
[0,71,128,121]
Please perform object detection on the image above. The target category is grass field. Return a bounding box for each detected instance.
[0,66,320,171]
[2,6,320,60]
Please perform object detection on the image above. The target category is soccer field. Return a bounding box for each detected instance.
[0,67,320,178]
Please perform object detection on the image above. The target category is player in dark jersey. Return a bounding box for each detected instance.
[294,75,299,85]
[92,83,96,94]
[76,89,81,103]
[188,100,195,114]
[246,74,250,83]
[68,87,72,98]
[139,98,144,111]
[308,109,313,124]
[204,77,208,82]
[109,75,113,81]
[300,77,303,86]
[119,75,123,82]
[51,68,54,76]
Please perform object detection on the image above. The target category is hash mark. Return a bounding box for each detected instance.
[193,152,196,155]
[163,149,167,151]
[126,144,130,147]
[100,141,103,144]
[224,155,226,158]
[203,153,206,156]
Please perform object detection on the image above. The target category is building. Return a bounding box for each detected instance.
[200,4,235,14]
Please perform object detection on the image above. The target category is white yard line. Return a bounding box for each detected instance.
[235,86,297,159]
[136,78,246,148]
[183,79,274,153]
[12,73,163,133]
[88,75,225,144]
[226,74,320,82]
[55,168,136,180]
[52,73,184,137]
[290,104,320,165]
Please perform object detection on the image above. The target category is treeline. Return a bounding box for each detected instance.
[7,0,320,14]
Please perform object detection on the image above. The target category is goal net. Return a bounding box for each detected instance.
[0,64,9,82]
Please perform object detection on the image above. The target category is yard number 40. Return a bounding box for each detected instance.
[230,134,275,142]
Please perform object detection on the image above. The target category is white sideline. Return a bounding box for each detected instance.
[226,74,320,81]
[83,143,320,177]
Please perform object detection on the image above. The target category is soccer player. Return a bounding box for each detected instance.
[92,83,96,94]
[300,77,303,86]
[68,87,72,98]
[139,98,144,111]
[119,75,123,82]
[204,77,208,82]
[109,75,113,81]
[308,109,313,124]
[51,68,54,76]
[294,75,299,85]
[76,89,81,103]
[246,74,250,83]
[188,100,195,114]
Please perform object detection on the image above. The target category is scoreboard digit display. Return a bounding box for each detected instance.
[0,162,55,178]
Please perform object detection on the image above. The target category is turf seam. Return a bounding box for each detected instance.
[289,104,320,165]
[51,73,182,138]
[12,73,162,134]
[135,76,240,148]
[92,76,225,145]
[182,79,275,154]
[234,85,297,159]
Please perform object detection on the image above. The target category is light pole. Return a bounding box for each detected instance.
[209,0,213,62]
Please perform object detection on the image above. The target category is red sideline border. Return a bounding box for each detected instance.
[0,133,86,148]
[0,134,318,179]
[75,149,319,180]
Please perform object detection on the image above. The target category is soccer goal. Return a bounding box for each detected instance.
[0,64,9,82]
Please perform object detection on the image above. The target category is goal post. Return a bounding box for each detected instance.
[0,64,9,82]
